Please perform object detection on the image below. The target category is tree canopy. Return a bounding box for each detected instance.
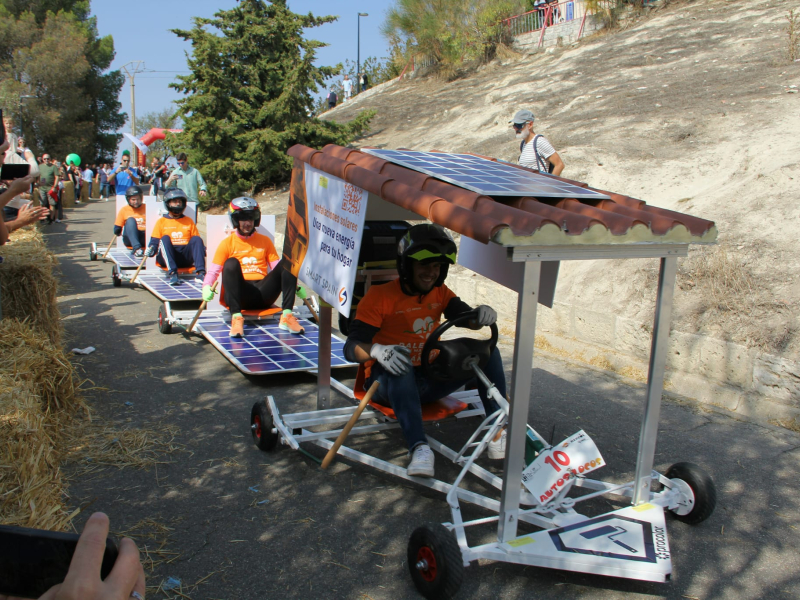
[170,0,374,206]
[0,0,125,162]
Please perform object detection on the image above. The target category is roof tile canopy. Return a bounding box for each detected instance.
[287,144,717,247]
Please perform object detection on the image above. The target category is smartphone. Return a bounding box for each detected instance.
[0,163,31,180]
[174,174,183,180]
[0,108,5,145]
[0,524,119,598]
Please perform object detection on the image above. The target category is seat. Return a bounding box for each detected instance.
[354,364,468,421]
[156,263,196,274]
[219,284,282,318]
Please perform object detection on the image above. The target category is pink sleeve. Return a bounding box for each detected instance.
[203,263,223,287]
[268,258,281,271]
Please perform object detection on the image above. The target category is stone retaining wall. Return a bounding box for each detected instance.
[446,265,800,425]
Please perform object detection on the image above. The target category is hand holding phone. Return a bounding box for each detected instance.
[0,512,145,600]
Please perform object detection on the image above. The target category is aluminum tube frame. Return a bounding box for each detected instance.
[317,305,332,410]
[498,260,541,542]
[632,256,678,505]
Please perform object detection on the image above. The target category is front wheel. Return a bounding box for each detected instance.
[666,462,716,524]
[251,400,278,451]
[111,265,121,287]
[157,304,172,334]
[408,524,464,600]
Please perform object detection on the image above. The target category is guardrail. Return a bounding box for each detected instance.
[502,0,614,44]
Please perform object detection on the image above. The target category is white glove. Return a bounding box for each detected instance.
[370,344,412,376]
[475,305,497,326]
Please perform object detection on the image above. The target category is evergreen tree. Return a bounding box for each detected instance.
[0,0,124,161]
[170,0,374,205]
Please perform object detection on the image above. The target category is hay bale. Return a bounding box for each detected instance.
[0,375,76,531]
[0,227,62,344]
[0,319,81,413]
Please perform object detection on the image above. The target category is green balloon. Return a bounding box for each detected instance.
[66,153,81,166]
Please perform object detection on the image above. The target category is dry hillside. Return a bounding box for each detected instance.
[324,0,800,359]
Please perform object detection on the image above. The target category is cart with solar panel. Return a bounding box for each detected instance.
[162,214,354,375]
[251,146,719,598]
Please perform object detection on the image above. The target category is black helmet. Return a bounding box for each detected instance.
[228,197,261,233]
[124,185,143,205]
[163,188,188,216]
[397,223,457,293]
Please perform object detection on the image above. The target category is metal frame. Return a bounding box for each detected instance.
[294,239,695,585]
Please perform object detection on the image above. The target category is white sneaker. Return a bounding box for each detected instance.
[488,429,507,460]
[407,444,434,478]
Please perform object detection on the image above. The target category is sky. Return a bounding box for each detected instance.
[92,0,395,156]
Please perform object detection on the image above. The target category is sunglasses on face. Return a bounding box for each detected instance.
[512,122,527,132]
[177,161,186,165]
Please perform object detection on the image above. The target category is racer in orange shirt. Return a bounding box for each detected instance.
[343,224,507,478]
[145,188,206,286]
[113,186,147,256]
[201,197,306,338]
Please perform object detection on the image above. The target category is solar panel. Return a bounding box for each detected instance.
[195,315,354,375]
[361,149,610,199]
[136,272,204,302]
[106,248,141,268]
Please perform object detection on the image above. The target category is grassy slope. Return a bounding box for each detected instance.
[325,0,800,358]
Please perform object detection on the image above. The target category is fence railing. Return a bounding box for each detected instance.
[501,0,614,37]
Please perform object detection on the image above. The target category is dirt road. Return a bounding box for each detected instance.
[50,201,800,599]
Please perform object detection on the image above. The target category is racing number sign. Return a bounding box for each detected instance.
[521,430,605,505]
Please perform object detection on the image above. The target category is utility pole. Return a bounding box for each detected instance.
[120,61,145,162]
[357,13,368,92]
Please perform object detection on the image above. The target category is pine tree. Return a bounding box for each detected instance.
[170,0,374,205]
[0,0,125,160]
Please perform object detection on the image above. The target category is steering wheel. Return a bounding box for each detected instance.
[421,310,498,382]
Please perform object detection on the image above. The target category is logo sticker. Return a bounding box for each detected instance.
[338,287,348,305]
[548,515,665,563]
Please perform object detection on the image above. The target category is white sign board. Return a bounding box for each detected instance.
[299,166,368,317]
[521,430,605,505]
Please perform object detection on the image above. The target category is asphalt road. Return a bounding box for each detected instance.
[47,201,800,600]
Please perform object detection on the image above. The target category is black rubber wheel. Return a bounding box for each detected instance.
[111,266,121,287]
[90,250,97,261]
[666,462,717,524]
[157,304,172,334]
[251,400,278,451]
[407,524,463,600]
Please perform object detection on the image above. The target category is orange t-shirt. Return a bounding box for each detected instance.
[213,232,280,281]
[114,205,146,231]
[150,216,198,246]
[355,279,456,377]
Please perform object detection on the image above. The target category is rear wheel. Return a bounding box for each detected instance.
[666,462,716,524]
[251,400,278,451]
[408,524,463,600]
[157,304,172,334]
[111,266,121,287]
[90,249,97,261]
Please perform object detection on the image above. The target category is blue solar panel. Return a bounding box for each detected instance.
[195,314,356,375]
[106,248,141,268]
[362,149,610,199]
[137,272,204,302]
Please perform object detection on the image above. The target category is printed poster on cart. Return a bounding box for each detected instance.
[282,161,367,317]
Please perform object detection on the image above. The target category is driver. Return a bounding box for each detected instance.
[201,197,307,338]
[113,185,146,257]
[343,223,507,478]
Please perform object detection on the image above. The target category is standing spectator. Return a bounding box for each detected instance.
[37,153,61,220]
[97,162,110,200]
[150,157,168,197]
[107,150,141,197]
[360,72,368,92]
[326,87,337,110]
[342,74,353,101]
[81,163,93,202]
[510,109,564,176]
[2,132,40,222]
[164,152,207,203]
